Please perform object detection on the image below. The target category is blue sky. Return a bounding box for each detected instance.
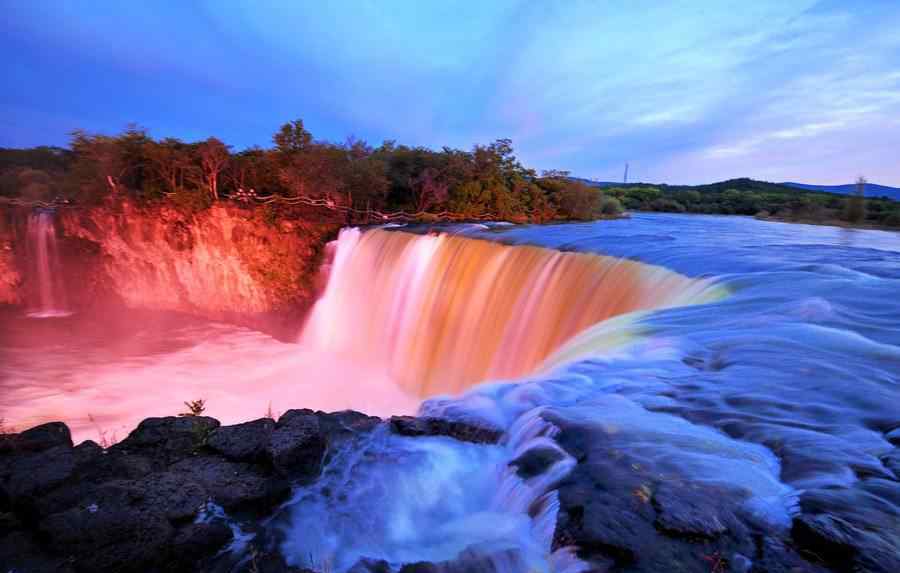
[3,0,899,185]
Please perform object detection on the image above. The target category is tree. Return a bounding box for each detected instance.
[411,167,448,212]
[273,119,312,155]
[144,138,191,195]
[843,176,866,223]
[196,138,230,200]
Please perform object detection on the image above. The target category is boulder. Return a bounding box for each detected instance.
[651,483,729,538]
[389,416,502,444]
[40,493,174,572]
[170,455,289,512]
[269,410,326,477]
[208,417,275,462]
[114,416,220,464]
[8,421,73,452]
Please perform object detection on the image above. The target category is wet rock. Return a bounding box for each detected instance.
[232,550,316,573]
[269,409,326,477]
[389,416,503,444]
[171,521,233,561]
[792,513,900,573]
[579,495,656,562]
[170,455,290,512]
[885,427,900,446]
[881,449,900,479]
[208,417,275,462]
[509,445,566,479]
[652,483,729,537]
[114,415,220,464]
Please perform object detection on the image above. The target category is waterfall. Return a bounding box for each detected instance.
[25,210,70,318]
[301,228,722,397]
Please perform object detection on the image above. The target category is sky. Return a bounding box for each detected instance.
[3,0,900,185]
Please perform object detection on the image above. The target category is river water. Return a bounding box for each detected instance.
[1,213,899,570]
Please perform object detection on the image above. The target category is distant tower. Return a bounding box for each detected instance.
[623,162,629,184]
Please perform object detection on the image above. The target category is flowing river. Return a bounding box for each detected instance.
[1,213,899,571]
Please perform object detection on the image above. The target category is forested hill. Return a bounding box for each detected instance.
[781,181,900,201]
[571,177,900,228]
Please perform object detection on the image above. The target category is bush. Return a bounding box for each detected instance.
[600,196,623,216]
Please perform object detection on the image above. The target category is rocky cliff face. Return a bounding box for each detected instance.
[0,212,20,305]
[2,201,338,334]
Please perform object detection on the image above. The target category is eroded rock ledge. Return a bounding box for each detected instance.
[0,412,500,573]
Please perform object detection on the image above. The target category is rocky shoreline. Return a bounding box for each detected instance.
[3,408,898,573]
[0,411,503,573]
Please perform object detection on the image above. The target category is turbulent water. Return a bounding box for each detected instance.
[2,213,900,570]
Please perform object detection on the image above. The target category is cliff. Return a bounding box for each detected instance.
[3,200,339,334]
[0,212,20,304]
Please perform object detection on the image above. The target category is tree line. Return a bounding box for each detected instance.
[597,178,900,228]
[0,121,622,222]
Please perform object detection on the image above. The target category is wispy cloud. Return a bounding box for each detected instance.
[2,0,899,184]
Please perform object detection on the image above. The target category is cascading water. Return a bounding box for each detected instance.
[301,228,723,397]
[5,215,900,572]
[24,210,70,318]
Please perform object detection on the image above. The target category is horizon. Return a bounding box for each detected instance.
[4,1,900,186]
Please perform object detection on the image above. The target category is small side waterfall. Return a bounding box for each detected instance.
[25,210,70,318]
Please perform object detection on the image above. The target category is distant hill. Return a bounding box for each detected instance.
[572,176,900,201]
[781,182,900,201]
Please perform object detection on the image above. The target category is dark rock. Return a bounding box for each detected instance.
[510,445,566,479]
[652,483,729,537]
[0,530,75,573]
[40,494,174,572]
[269,409,326,477]
[578,495,656,562]
[389,416,503,444]
[792,513,900,573]
[170,455,289,512]
[882,449,900,479]
[349,557,393,573]
[8,421,73,452]
[233,550,316,573]
[884,427,900,446]
[139,471,208,521]
[171,521,233,560]
[5,444,76,501]
[114,415,220,464]
[208,417,275,462]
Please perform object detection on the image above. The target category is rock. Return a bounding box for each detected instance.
[509,445,566,479]
[0,530,75,573]
[269,410,326,477]
[7,421,73,452]
[349,558,393,573]
[882,449,900,479]
[208,417,275,462]
[651,483,729,537]
[170,455,289,512]
[4,445,76,501]
[115,416,220,464]
[578,495,656,562]
[40,494,175,572]
[792,513,900,573]
[389,416,503,444]
[139,471,208,521]
[171,521,233,560]
[885,427,900,446]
